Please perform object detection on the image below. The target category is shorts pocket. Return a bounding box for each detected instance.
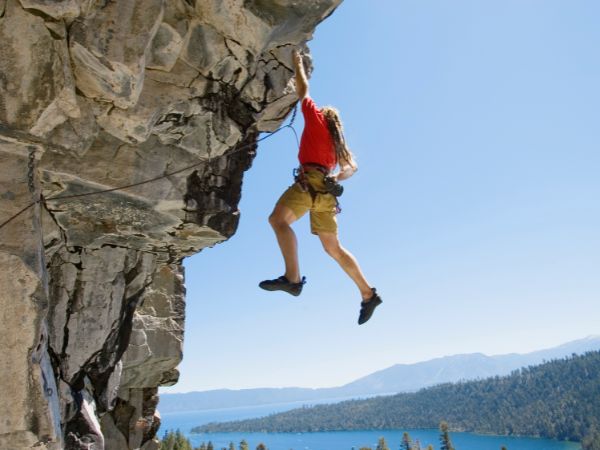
[312,193,336,212]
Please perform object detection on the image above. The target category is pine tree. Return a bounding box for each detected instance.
[198,444,207,450]
[158,430,196,450]
[401,432,412,450]
[583,429,600,450]
[256,444,267,450]
[229,443,236,450]
[160,430,176,450]
[174,429,183,450]
[439,422,455,450]
[175,429,193,450]
[376,437,390,450]
[207,441,214,450]
[239,440,249,450]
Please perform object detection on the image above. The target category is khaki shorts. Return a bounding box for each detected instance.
[276,170,338,235]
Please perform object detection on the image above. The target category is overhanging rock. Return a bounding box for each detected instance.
[0,0,342,448]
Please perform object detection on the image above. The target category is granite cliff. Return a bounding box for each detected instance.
[0,1,341,448]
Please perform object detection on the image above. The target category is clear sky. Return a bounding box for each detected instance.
[162,0,600,393]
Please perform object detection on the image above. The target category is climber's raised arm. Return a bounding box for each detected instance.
[293,50,309,99]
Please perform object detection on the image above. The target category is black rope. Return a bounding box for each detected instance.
[289,102,298,127]
[0,203,37,230]
[288,124,300,150]
[0,105,300,232]
[287,103,300,149]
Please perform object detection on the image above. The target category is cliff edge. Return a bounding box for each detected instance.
[0,1,341,448]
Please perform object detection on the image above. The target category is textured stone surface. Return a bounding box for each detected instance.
[0,0,79,134]
[0,140,62,450]
[69,0,164,108]
[119,265,185,389]
[18,0,80,21]
[0,0,341,448]
[147,23,184,72]
[47,246,157,382]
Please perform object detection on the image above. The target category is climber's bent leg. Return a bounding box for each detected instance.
[268,203,302,284]
[317,231,373,300]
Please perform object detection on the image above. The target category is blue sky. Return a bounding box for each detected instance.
[163,0,600,393]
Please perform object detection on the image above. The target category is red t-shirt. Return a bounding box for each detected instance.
[298,97,337,170]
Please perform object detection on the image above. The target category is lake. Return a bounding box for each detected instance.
[159,401,582,450]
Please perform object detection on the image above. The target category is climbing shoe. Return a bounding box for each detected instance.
[259,275,306,297]
[358,288,382,325]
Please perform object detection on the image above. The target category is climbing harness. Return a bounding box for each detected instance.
[0,104,300,232]
[293,163,343,214]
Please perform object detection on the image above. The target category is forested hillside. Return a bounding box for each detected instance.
[194,352,600,446]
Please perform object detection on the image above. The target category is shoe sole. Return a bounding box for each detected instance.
[259,282,303,296]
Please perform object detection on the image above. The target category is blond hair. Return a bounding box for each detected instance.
[321,106,357,170]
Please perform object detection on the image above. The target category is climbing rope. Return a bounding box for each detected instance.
[287,104,300,149]
[0,103,299,232]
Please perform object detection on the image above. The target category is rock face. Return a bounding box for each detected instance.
[0,1,341,448]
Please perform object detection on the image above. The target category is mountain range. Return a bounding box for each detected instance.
[158,335,600,413]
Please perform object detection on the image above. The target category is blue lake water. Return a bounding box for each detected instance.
[159,401,581,450]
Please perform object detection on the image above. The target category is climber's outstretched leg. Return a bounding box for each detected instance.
[317,232,371,298]
[318,231,382,324]
[259,204,306,296]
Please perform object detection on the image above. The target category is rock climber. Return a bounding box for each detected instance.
[259,50,382,325]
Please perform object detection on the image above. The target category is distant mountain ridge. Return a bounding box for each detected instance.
[194,351,600,449]
[159,335,600,413]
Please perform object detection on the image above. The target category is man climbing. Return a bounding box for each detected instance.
[259,51,382,325]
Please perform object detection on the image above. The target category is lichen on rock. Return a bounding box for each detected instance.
[0,0,342,448]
